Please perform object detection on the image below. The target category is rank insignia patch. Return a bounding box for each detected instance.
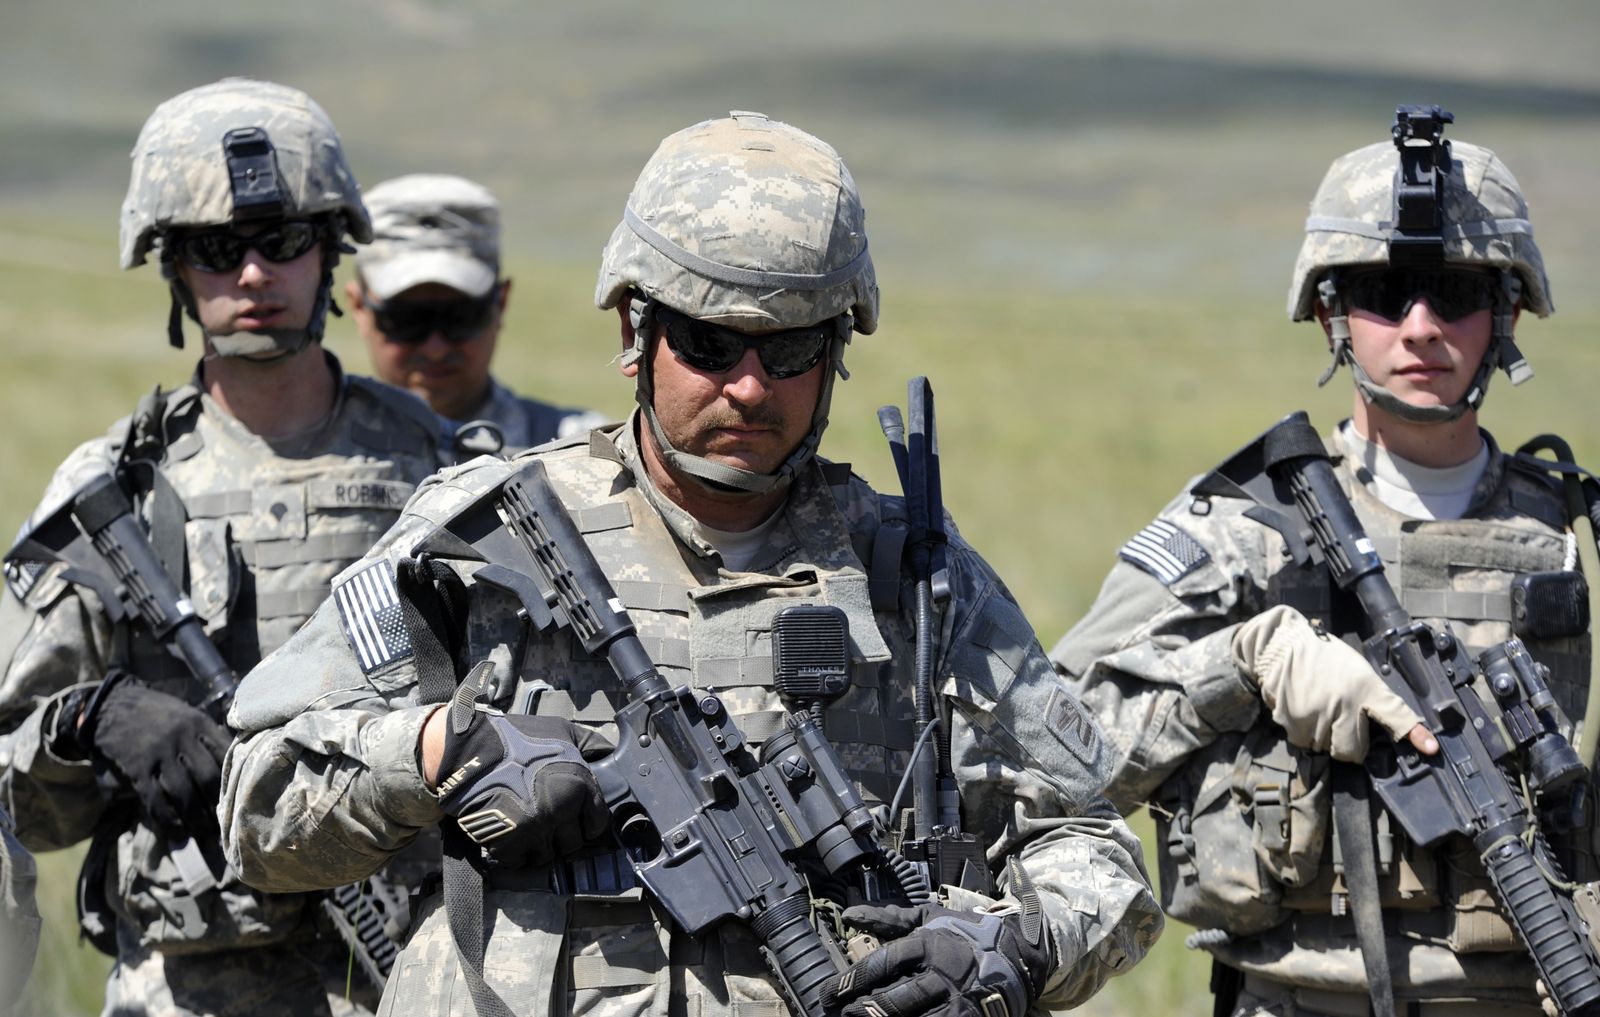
[1118,518,1209,586]
[334,561,412,674]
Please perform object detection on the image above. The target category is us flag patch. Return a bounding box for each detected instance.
[4,559,45,602]
[1118,519,1209,586]
[334,561,412,674]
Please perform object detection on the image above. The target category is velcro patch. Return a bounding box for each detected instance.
[1118,518,1209,586]
[1045,684,1102,766]
[334,561,413,674]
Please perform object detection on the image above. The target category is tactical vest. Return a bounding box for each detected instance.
[389,439,923,1017]
[100,378,440,952]
[1156,449,1593,957]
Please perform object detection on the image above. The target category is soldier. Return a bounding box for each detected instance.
[219,111,1162,1017]
[347,174,607,453]
[0,78,451,1015]
[1051,108,1591,1016]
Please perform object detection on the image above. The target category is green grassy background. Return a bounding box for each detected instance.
[4,2,1598,1013]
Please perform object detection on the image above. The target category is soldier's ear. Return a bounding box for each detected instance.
[618,304,640,379]
[344,279,364,310]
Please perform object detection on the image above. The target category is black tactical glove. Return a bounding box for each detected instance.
[435,704,613,868]
[76,670,230,834]
[822,901,1053,1017]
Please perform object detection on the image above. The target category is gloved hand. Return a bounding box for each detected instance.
[1233,605,1434,762]
[76,670,230,833]
[822,902,1053,1017]
[433,704,613,867]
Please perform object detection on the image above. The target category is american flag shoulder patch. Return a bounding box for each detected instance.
[334,560,413,674]
[4,559,46,602]
[1118,518,1210,586]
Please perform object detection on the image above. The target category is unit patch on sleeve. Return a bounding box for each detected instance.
[1118,518,1210,586]
[334,560,413,674]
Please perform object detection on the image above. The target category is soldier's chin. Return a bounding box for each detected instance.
[206,327,313,361]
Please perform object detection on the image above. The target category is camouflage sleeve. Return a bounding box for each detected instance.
[0,437,127,852]
[219,465,496,892]
[0,804,40,1014]
[0,569,113,851]
[1048,492,1268,812]
[938,540,1163,1009]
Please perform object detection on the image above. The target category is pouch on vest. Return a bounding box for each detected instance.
[1243,729,1330,892]
[1151,732,1286,935]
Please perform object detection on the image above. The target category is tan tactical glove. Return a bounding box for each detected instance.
[1232,605,1428,762]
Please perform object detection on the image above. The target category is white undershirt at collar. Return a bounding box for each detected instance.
[1338,421,1488,521]
[696,510,785,573]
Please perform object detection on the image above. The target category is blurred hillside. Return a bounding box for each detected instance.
[3,2,1598,1014]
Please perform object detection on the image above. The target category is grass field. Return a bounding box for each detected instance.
[4,2,1599,1014]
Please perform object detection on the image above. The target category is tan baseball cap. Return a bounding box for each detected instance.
[357,173,500,300]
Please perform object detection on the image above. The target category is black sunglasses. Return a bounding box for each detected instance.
[1344,269,1498,324]
[655,305,833,380]
[369,289,500,345]
[172,221,322,273]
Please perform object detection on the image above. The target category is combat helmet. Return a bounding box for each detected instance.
[120,77,372,357]
[596,110,879,496]
[1288,106,1551,423]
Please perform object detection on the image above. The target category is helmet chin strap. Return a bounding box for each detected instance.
[628,297,848,498]
[160,224,352,360]
[1315,270,1533,425]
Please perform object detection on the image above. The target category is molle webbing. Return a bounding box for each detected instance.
[254,588,335,620]
[693,653,879,690]
[183,491,254,518]
[239,533,383,569]
[572,502,633,534]
[609,579,688,612]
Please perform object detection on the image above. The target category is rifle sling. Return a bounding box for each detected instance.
[1332,761,1395,1017]
[397,557,519,1017]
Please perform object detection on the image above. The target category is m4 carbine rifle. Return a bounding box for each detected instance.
[427,458,932,1017]
[3,472,406,989]
[1195,411,1600,1017]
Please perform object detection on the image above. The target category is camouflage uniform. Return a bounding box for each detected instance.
[458,376,606,454]
[0,79,452,1016]
[220,415,1161,1016]
[0,356,449,1014]
[0,804,39,1015]
[356,174,608,453]
[1052,121,1585,1015]
[220,112,1161,1017]
[1054,423,1585,1012]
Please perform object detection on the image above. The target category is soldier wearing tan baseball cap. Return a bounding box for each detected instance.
[349,174,605,450]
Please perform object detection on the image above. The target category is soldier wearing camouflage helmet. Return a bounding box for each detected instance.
[1050,107,1593,1015]
[348,174,608,452]
[218,110,1161,1017]
[0,78,454,1015]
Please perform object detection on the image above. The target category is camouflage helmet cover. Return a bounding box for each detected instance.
[1287,139,1551,321]
[595,111,879,334]
[119,78,371,270]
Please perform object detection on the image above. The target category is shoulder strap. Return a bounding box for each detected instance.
[393,556,518,1017]
[113,387,190,592]
[869,491,909,614]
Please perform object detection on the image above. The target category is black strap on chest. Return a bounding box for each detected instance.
[394,554,520,1017]
[1331,762,1395,1017]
